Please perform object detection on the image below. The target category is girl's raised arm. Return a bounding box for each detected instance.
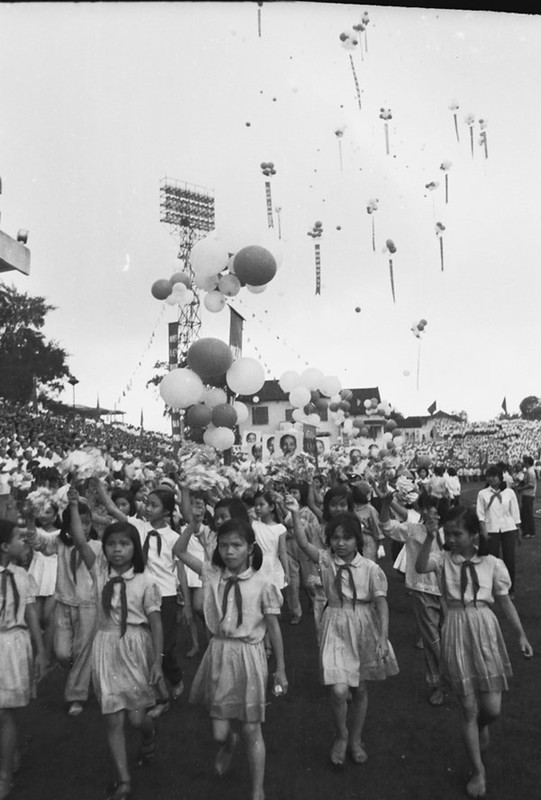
[306,479,323,522]
[415,521,437,574]
[68,488,97,569]
[283,495,320,564]
[172,521,204,575]
[88,477,127,523]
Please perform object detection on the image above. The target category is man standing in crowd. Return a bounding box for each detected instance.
[517,454,537,539]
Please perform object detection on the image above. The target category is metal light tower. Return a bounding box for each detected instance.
[159,178,215,447]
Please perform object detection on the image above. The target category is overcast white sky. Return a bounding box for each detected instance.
[1,3,540,433]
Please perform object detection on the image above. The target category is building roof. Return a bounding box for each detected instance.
[237,380,381,409]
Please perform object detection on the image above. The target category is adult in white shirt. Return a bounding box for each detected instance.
[476,465,521,594]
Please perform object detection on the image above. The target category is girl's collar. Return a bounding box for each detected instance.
[222,566,254,581]
[449,550,480,564]
[108,565,135,580]
[332,552,363,567]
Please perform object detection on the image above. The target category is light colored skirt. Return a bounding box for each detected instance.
[91,624,157,714]
[0,628,35,707]
[441,603,512,696]
[190,636,268,722]
[320,602,399,686]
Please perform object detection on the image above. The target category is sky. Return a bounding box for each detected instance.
[1,2,540,434]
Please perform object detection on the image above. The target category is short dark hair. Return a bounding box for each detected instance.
[322,486,352,521]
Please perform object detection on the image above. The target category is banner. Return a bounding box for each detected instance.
[229,306,244,362]
[168,322,181,446]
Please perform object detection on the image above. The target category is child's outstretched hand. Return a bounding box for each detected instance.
[520,634,533,658]
[375,636,389,661]
[67,486,80,505]
[283,495,299,513]
[273,668,289,696]
[149,659,164,686]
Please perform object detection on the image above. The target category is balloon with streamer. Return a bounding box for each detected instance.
[478,118,489,159]
[257,1,263,37]
[449,101,460,143]
[366,198,379,251]
[465,113,475,158]
[335,126,346,172]
[435,222,446,271]
[385,239,397,303]
[379,108,392,155]
[339,31,362,111]
[411,318,428,390]
[151,279,172,301]
[307,221,323,295]
[439,161,452,204]
[260,162,276,228]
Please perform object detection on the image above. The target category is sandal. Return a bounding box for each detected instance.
[106,781,132,800]
[137,726,157,765]
[329,738,347,767]
[349,741,368,764]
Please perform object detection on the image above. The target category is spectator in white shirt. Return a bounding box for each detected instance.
[476,465,521,594]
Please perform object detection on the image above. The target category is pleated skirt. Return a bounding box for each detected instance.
[91,625,157,714]
[0,628,34,708]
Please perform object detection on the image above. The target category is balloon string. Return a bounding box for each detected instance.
[454,114,460,143]
[384,122,390,156]
[257,6,261,37]
[389,259,395,303]
[338,140,343,172]
[371,216,376,252]
[348,54,362,111]
[482,132,488,159]
[416,340,421,391]
[440,237,445,272]
[364,29,368,53]
[445,174,449,205]
[469,126,474,158]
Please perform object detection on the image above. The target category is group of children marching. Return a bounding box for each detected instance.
[0,471,533,800]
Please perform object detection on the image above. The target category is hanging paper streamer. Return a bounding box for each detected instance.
[275,206,282,239]
[411,319,428,390]
[339,31,362,111]
[439,161,452,204]
[449,101,460,143]
[335,127,345,172]
[260,162,276,228]
[257,1,263,37]
[479,118,489,159]
[308,221,323,295]
[366,198,379,251]
[386,239,397,303]
[114,304,166,408]
[465,114,475,158]
[435,222,446,272]
[379,108,392,155]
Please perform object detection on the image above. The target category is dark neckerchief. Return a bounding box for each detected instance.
[0,567,19,618]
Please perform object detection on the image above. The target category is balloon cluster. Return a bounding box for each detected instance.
[366,198,379,215]
[307,221,323,239]
[382,417,404,451]
[159,337,266,451]
[151,273,195,306]
[411,319,428,339]
[363,396,394,418]
[279,369,343,427]
[334,127,345,139]
[379,108,392,121]
[338,30,359,50]
[260,161,276,177]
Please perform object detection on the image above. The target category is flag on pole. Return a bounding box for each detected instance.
[229,306,244,361]
[501,396,507,414]
[427,400,437,415]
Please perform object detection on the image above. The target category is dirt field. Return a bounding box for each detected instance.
[11,482,541,800]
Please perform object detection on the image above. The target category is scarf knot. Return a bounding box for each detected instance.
[69,547,83,584]
[460,559,480,607]
[334,563,357,606]
[221,576,243,628]
[1,568,20,619]
[143,530,162,565]
[102,575,128,636]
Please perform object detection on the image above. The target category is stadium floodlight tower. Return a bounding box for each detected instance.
[159,177,215,357]
[160,178,215,448]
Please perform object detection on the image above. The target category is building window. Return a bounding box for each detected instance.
[319,408,328,422]
[252,406,269,425]
[285,409,294,422]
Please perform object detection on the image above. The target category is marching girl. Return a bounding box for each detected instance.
[175,517,287,800]
[416,505,533,799]
[67,489,163,800]
[25,498,101,716]
[0,520,46,800]
[181,491,216,658]
[25,499,60,667]
[91,479,184,715]
[286,496,399,767]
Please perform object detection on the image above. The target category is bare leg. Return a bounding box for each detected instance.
[457,694,486,798]
[187,589,203,657]
[105,710,130,786]
[329,684,349,765]
[0,709,17,784]
[42,597,57,667]
[212,718,238,777]
[242,721,265,800]
[477,691,501,755]
[348,683,368,763]
[128,707,156,764]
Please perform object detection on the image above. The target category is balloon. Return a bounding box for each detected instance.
[246,284,267,294]
[279,370,301,393]
[190,234,229,279]
[363,399,372,409]
[340,389,353,401]
[208,426,236,451]
[394,436,404,448]
[355,307,361,313]
[318,375,342,397]
[292,408,305,422]
[370,398,378,409]
[338,400,350,412]
[187,338,233,379]
[151,279,172,300]
[385,420,397,431]
[386,440,395,450]
[159,369,205,409]
[226,358,265,395]
[386,239,397,254]
[202,387,228,408]
[299,367,324,391]
[170,272,191,288]
[212,403,238,428]
[382,432,393,442]
[194,273,219,291]
[289,386,311,408]
[307,413,321,426]
[166,293,179,306]
[352,418,364,429]
[359,427,369,437]
[186,404,212,429]
[204,291,227,313]
[232,401,249,424]
[392,428,402,438]
[315,397,328,412]
[233,246,277,286]
[218,274,241,297]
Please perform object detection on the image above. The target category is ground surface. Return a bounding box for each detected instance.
[12,482,541,800]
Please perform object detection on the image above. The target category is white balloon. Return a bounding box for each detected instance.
[202,387,228,408]
[207,426,235,451]
[318,375,342,397]
[307,413,321,426]
[218,273,241,297]
[299,367,324,390]
[292,408,305,422]
[226,358,265,395]
[204,291,227,313]
[190,233,229,279]
[279,370,301,393]
[232,400,249,423]
[159,369,205,409]
[194,273,219,291]
[289,386,311,408]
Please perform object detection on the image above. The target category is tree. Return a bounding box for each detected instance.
[519,395,541,420]
[0,283,72,403]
